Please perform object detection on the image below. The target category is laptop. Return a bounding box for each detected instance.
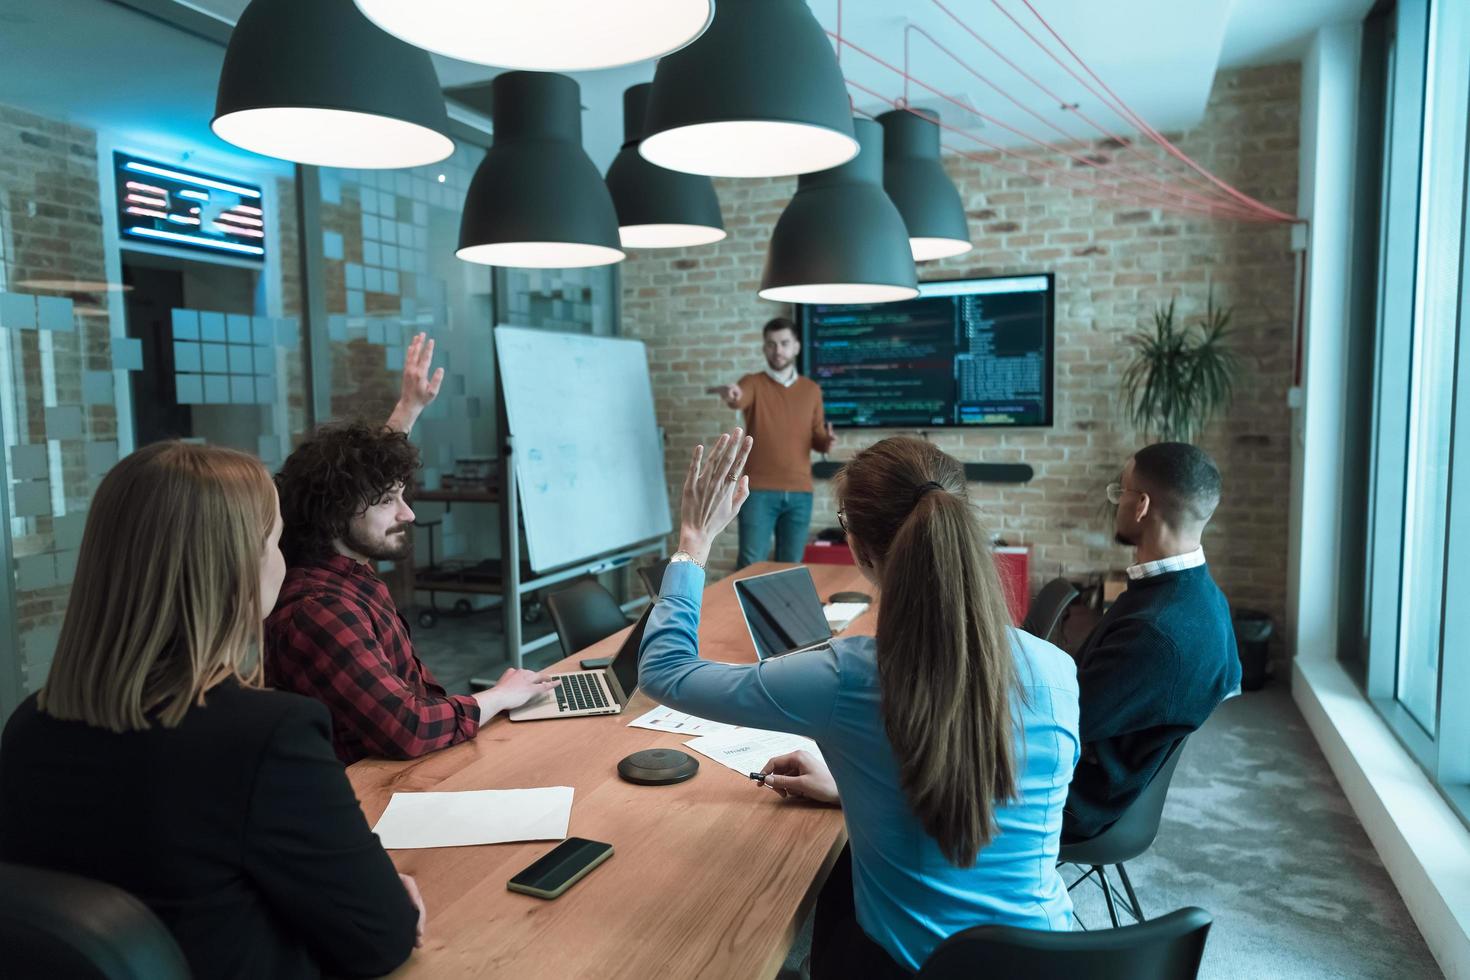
[733,567,838,661]
[510,606,652,721]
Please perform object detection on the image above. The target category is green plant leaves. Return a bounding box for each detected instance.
[1122,294,1239,443]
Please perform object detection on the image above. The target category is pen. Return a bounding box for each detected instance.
[747,772,768,785]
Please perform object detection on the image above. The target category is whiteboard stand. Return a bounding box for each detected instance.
[466,356,667,683]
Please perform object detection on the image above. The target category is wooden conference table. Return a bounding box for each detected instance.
[348,562,876,979]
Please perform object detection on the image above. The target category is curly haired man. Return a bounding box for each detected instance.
[264,333,556,764]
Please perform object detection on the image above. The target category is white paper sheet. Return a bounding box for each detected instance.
[823,601,870,634]
[626,705,740,737]
[372,787,574,849]
[683,729,825,775]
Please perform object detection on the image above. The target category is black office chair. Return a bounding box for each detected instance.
[1019,576,1079,645]
[0,862,191,980]
[917,906,1212,980]
[1059,737,1190,928]
[546,579,632,656]
[637,558,671,600]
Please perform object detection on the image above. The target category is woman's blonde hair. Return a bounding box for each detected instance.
[39,441,276,731]
[834,436,1020,867]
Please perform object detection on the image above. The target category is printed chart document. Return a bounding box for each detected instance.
[627,705,739,737]
[684,728,824,775]
[373,787,574,849]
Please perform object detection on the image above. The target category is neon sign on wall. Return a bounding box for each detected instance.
[115,152,266,261]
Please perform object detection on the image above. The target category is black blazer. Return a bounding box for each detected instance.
[0,681,416,979]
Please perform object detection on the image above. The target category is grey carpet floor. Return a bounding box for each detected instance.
[1066,684,1441,979]
[411,616,1442,979]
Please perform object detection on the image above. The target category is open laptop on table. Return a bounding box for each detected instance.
[733,567,845,661]
[510,605,651,721]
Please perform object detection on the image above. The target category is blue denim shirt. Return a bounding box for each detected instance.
[639,561,1080,971]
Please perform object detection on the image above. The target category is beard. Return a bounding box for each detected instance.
[344,522,414,561]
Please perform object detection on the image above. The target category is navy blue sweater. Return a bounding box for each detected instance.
[1063,563,1240,841]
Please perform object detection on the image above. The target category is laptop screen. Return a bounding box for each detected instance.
[734,567,833,660]
[609,605,653,696]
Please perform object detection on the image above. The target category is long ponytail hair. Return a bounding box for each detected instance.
[833,437,1020,867]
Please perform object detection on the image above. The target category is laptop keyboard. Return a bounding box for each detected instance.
[554,672,611,713]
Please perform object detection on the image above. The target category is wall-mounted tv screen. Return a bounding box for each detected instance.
[797,273,1054,428]
[115,152,266,262]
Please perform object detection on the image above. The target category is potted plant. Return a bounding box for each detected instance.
[1121,293,1239,443]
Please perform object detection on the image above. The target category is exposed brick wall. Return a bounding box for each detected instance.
[622,64,1300,655]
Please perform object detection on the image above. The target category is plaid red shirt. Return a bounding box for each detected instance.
[264,554,480,765]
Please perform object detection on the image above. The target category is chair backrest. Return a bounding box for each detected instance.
[1019,577,1079,644]
[637,558,671,599]
[546,579,630,655]
[0,862,191,980]
[1058,737,1189,867]
[918,906,1211,980]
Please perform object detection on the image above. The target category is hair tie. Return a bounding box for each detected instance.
[913,481,945,507]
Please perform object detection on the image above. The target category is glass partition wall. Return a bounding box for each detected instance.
[0,0,620,715]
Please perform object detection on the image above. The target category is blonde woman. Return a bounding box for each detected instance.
[640,431,1079,977]
[0,442,421,980]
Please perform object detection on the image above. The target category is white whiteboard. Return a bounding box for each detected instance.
[494,326,671,572]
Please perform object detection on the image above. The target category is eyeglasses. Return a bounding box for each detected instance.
[837,509,849,534]
[1105,482,1145,505]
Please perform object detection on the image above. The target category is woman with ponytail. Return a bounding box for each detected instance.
[640,431,1079,976]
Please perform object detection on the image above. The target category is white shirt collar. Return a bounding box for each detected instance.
[1127,547,1206,581]
[764,366,798,387]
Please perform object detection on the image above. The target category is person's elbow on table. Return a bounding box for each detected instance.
[760,750,840,806]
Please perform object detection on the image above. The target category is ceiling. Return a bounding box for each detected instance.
[0,0,1373,177]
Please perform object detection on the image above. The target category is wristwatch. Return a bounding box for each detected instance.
[668,550,705,569]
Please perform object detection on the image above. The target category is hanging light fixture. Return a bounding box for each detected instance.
[213,0,453,169]
[641,0,857,178]
[759,118,919,304]
[457,72,624,269]
[606,84,726,250]
[352,0,713,72]
[879,108,973,262]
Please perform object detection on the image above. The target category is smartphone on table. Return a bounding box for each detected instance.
[507,837,614,899]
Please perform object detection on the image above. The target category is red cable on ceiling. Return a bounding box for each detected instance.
[844,77,1276,222]
[986,0,1300,221]
[899,23,1266,217]
[914,7,1260,212]
[833,34,1270,221]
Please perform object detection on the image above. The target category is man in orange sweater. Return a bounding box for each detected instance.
[716,317,836,568]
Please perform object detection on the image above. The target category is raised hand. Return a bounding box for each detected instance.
[678,428,754,565]
[386,332,446,435]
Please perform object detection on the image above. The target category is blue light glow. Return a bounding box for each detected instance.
[125,226,265,255]
[176,189,211,202]
[122,161,261,199]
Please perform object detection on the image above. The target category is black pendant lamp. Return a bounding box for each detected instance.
[606,84,726,250]
[213,0,453,169]
[759,118,920,304]
[641,0,858,178]
[457,72,624,269]
[879,108,972,261]
[353,0,713,71]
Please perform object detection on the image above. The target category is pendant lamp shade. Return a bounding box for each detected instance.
[641,0,858,178]
[457,72,624,269]
[352,0,713,71]
[606,84,726,249]
[213,0,452,169]
[759,119,920,304]
[879,109,972,261]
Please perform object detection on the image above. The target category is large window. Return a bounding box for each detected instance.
[1359,0,1470,825]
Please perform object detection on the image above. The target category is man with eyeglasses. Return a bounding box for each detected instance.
[1062,442,1241,842]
